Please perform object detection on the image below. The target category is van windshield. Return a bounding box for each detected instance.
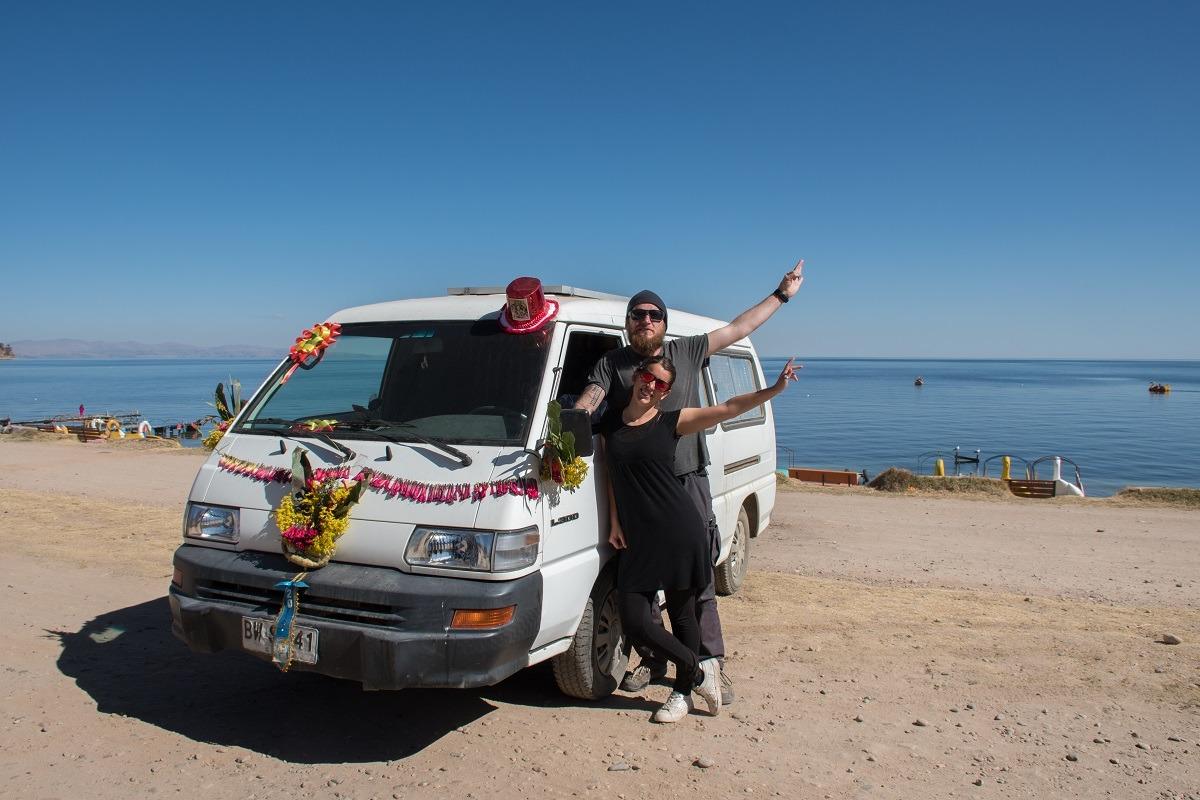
[236,320,551,445]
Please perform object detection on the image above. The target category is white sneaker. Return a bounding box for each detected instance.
[652,691,694,723]
[694,658,721,716]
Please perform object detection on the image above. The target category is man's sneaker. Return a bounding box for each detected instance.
[694,658,721,716]
[620,662,668,692]
[652,691,693,723]
[720,668,735,706]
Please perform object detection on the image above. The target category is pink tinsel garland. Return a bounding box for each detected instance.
[216,455,539,504]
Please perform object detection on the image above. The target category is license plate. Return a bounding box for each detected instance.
[241,616,319,664]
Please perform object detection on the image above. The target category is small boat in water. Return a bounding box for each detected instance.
[1149,382,1171,394]
[914,376,924,386]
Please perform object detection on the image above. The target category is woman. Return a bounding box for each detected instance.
[602,354,800,723]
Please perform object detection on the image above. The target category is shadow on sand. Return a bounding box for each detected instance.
[52,597,654,763]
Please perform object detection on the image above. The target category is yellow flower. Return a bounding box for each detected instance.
[561,457,588,491]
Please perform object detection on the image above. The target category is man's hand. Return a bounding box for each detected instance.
[778,258,805,300]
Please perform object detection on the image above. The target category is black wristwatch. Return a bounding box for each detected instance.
[772,288,789,304]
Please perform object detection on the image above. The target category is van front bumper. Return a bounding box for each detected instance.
[169,544,541,691]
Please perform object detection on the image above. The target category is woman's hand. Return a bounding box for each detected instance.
[774,357,802,391]
[608,521,627,550]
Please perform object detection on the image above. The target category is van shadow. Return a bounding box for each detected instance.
[52,598,654,763]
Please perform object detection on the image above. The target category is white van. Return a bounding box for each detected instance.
[169,284,777,698]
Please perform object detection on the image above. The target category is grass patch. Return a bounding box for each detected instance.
[1110,487,1200,509]
[867,467,1011,497]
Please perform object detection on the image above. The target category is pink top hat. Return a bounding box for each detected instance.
[498,276,559,334]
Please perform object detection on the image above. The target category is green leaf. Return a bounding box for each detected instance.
[214,383,230,420]
[560,430,576,462]
[291,448,312,494]
[333,478,367,518]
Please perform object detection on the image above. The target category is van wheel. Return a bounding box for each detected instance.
[552,570,628,700]
[715,506,751,596]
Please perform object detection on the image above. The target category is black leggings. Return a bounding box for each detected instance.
[619,589,703,692]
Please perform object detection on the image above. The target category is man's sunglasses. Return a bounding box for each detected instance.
[636,370,672,392]
[627,308,665,323]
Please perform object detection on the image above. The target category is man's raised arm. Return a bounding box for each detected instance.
[706,259,804,356]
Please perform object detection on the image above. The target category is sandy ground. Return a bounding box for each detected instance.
[0,438,1197,799]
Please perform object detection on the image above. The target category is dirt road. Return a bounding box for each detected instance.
[1,440,1197,799]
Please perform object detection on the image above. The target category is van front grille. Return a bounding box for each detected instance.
[196,579,405,627]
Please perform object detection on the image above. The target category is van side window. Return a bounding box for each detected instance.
[707,352,764,428]
[557,330,622,416]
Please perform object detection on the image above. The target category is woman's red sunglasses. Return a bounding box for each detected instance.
[636,369,672,392]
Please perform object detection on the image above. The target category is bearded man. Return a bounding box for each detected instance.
[575,259,805,705]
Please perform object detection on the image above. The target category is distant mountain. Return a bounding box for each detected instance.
[8,339,281,359]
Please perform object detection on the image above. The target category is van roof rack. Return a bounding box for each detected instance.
[447,285,626,301]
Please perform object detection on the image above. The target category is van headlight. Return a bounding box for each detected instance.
[184,503,240,543]
[405,526,539,572]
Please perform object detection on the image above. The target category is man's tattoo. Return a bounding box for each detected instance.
[575,384,605,413]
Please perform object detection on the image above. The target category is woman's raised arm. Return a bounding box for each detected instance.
[676,358,801,436]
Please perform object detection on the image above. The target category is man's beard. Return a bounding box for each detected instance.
[629,328,664,356]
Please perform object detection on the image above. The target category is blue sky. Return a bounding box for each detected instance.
[1,1,1196,358]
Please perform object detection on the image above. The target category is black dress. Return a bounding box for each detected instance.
[602,409,712,593]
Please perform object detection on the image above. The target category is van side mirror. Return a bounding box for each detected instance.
[559,409,594,458]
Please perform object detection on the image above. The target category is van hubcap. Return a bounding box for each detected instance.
[595,590,624,676]
[730,519,748,581]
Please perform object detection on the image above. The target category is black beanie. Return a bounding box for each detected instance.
[627,289,667,323]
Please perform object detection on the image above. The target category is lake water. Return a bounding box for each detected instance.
[2,357,1197,497]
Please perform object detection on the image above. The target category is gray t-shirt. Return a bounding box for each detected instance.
[585,333,709,476]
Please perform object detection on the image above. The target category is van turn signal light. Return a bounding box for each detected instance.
[451,606,516,630]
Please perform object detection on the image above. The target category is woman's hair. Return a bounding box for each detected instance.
[636,355,677,386]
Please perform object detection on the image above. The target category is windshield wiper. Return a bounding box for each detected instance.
[239,417,356,461]
[241,416,298,428]
[336,420,472,467]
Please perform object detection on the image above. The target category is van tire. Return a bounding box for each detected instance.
[552,569,628,700]
[715,506,751,596]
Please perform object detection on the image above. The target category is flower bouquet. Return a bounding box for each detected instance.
[275,448,367,569]
[539,401,588,492]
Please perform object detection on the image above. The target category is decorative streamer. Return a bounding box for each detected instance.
[216,455,539,503]
[271,576,308,672]
[280,322,341,384]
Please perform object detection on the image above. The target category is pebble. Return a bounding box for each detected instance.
[1136,742,1149,751]
[693,757,715,769]
[1167,736,1184,742]
[853,715,863,723]
[994,714,1003,721]
[1158,633,1182,645]
[913,719,928,727]
[607,762,631,772]
[972,779,983,786]
[1065,753,1078,762]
